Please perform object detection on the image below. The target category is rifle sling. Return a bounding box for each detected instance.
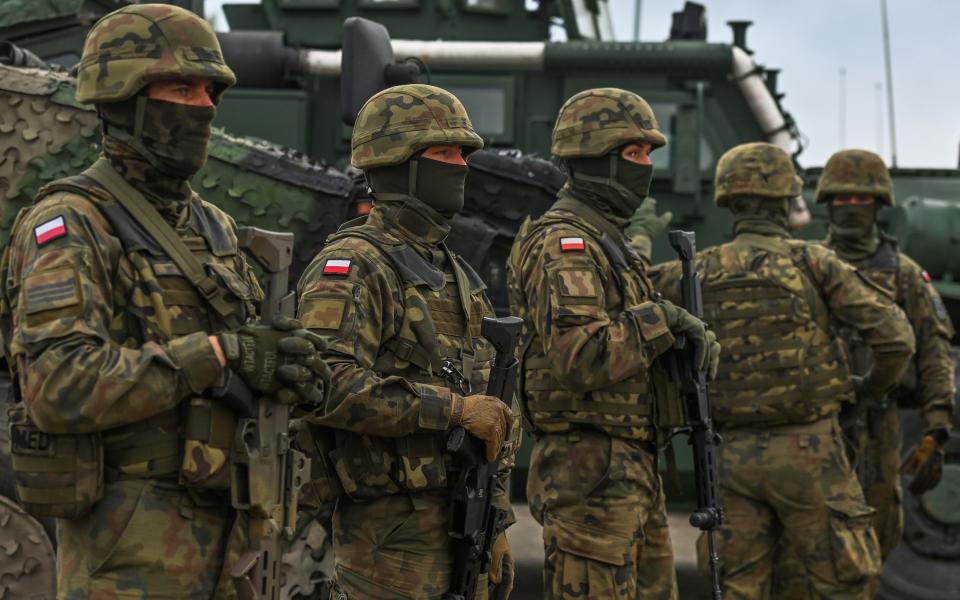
[84,159,244,329]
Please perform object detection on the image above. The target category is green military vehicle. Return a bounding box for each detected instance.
[2,1,958,598]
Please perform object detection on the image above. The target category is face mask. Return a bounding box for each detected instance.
[414,157,468,219]
[616,159,654,203]
[829,204,877,238]
[101,96,215,180]
[567,152,653,218]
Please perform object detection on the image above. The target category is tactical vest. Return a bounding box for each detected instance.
[3,168,256,518]
[700,234,853,428]
[511,195,660,441]
[322,219,496,501]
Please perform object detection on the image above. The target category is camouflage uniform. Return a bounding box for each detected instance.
[297,84,519,599]
[508,88,694,600]
[648,143,915,600]
[0,6,296,598]
[773,150,956,599]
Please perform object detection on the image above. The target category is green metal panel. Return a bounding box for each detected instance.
[216,88,310,152]
[432,74,516,146]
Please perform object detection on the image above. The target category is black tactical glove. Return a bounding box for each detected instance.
[275,328,331,407]
[900,428,949,496]
[658,300,721,380]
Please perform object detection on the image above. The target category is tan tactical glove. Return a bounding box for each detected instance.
[488,532,515,600]
[900,428,949,495]
[658,300,722,380]
[451,394,513,461]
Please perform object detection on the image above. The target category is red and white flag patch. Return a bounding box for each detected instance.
[34,216,67,246]
[922,270,932,283]
[322,259,351,276]
[560,236,585,252]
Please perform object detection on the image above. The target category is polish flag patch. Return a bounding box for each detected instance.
[34,216,67,246]
[922,270,932,283]
[560,237,585,252]
[322,259,351,276]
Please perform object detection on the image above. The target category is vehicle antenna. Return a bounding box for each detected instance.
[880,0,898,167]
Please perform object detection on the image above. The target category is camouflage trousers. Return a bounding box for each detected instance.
[771,405,903,599]
[56,479,243,599]
[702,416,881,600]
[333,492,488,599]
[527,430,678,600]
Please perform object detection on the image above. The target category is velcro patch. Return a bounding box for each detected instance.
[323,259,351,276]
[300,296,348,331]
[922,270,932,283]
[34,216,67,246]
[556,269,600,299]
[23,267,81,316]
[560,237,585,252]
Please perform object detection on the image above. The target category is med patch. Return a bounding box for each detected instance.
[34,216,67,246]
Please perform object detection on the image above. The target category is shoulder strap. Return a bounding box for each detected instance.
[83,158,245,328]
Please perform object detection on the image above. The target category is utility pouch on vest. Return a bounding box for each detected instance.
[651,365,683,445]
[8,403,103,519]
[297,423,344,507]
[180,397,234,490]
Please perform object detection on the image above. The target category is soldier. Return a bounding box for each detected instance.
[0,5,327,598]
[772,149,957,598]
[506,87,721,600]
[297,83,518,599]
[644,142,916,599]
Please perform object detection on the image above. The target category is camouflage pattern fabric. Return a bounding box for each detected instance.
[297,198,519,597]
[507,189,680,599]
[713,142,803,207]
[701,418,881,600]
[75,4,236,104]
[0,494,55,599]
[529,431,677,600]
[815,149,895,206]
[550,87,666,159]
[351,84,483,169]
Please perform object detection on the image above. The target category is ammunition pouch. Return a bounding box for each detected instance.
[179,398,235,490]
[330,431,450,501]
[8,403,103,519]
[651,365,683,445]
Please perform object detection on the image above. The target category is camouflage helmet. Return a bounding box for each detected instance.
[76,4,236,105]
[714,142,802,207]
[351,84,484,169]
[551,88,667,159]
[815,149,895,206]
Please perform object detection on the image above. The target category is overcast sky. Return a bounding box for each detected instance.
[208,0,960,168]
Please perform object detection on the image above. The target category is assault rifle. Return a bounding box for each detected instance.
[442,316,523,600]
[230,227,310,600]
[665,230,723,600]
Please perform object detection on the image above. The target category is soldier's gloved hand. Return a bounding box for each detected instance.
[218,316,322,395]
[274,319,331,407]
[900,428,949,495]
[451,394,513,461]
[626,198,673,240]
[658,300,722,380]
[488,532,515,600]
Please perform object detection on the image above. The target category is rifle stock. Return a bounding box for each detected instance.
[230,227,310,600]
[443,316,522,600]
[666,230,724,600]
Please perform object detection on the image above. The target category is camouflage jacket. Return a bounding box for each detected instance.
[506,188,677,441]
[649,222,915,428]
[0,165,262,472]
[297,198,517,519]
[827,234,955,431]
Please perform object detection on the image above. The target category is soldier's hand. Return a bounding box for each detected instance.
[451,394,513,461]
[626,198,673,240]
[658,300,722,379]
[488,532,515,600]
[900,428,948,495]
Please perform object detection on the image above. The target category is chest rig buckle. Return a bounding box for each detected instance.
[439,359,472,395]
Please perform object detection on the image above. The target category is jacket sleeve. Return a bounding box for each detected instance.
[515,225,675,393]
[7,194,224,434]
[898,257,956,430]
[809,246,916,396]
[297,244,455,437]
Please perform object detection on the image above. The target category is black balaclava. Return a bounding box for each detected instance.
[564,150,654,225]
[728,196,792,237]
[365,154,469,220]
[99,94,215,218]
[827,202,881,259]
